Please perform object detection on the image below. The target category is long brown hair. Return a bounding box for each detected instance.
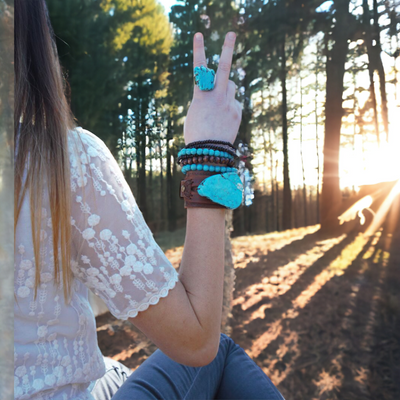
[15,0,77,301]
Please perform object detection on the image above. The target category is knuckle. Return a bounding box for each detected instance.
[194,61,207,69]
[218,61,231,72]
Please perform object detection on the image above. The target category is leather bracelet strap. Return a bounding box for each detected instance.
[179,170,227,209]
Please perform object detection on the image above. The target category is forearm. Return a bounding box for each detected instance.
[178,207,226,351]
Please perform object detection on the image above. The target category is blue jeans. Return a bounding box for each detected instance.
[91,333,285,400]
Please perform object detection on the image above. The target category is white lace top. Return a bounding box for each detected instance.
[14,127,180,399]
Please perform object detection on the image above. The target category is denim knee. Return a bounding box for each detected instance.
[219,332,234,345]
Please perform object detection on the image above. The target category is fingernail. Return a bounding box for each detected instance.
[228,32,236,40]
[195,33,202,40]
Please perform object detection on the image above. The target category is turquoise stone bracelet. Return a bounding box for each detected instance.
[178,148,234,159]
[181,163,238,174]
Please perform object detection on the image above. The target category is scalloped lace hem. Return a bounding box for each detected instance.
[114,271,180,320]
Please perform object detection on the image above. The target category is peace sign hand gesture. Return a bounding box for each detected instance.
[184,32,242,146]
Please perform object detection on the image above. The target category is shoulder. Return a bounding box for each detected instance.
[68,126,109,152]
[67,126,116,164]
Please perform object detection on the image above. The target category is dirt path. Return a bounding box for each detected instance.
[96,210,400,399]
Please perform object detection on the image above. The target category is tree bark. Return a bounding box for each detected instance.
[320,0,350,230]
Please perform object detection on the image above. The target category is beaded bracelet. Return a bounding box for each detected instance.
[178,156,236,167]
[178,147,236,159]
[181,164,238,174]
[183,144,237,158]
[185,139,236,150]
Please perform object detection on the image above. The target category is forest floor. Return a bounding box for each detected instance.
[96,207,400,400]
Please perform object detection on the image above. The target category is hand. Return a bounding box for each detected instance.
[184,32,242,146]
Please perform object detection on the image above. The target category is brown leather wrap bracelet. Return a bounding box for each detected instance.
[179,170,227,209]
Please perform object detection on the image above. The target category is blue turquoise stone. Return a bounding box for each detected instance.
[197,172,243,209]
[209,165,215,172]
[203,149,209,155]
[196,164,202,170]
[209,149,215,156]
[215,166,221,172]
[215,150,220,156]
[221,167,227,173]
[194,65,216,91]
[191,164,196,170]
[197,149,202,155]
[203,165,209,171]
[191,148,196,155]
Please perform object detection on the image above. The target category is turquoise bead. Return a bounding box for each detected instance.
[221,167,227,173]
[191,148,196,155]
[209,149,215,156]
[197,164,202,170]
[215,150,220,156]
[203,165,209,171]
[215,166,221,172]
[209,165,215,172]
[191,164,196,170]
[197,148,202,155]
[203,149,209,155]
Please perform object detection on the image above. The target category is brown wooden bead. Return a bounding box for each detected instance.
[203,155,209,162]
[198,156,203,163]
[181,159,186,166]
[210,156,215,162]
[192,156,198,163]
[187,158,192,165]
[215,156,220,163]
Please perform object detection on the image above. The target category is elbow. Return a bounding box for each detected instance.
[182,333,220,367]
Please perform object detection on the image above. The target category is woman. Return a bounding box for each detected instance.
[14,0,285,399]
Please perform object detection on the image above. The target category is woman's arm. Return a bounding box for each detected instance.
[129,208,225,367]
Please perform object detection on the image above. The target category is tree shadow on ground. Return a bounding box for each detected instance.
[229,200,400,400]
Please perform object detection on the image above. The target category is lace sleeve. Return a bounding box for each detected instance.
[67,127,179,320]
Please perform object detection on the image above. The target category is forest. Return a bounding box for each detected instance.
[47,0,400,237]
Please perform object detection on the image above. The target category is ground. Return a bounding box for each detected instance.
[96,210,400,400]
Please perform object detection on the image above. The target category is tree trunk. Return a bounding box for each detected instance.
[166,116,176,231]
[221,210,235,335]
[138,97,148,220]
[315,44,321,225]
[363,0,380,146]
[158,137,165,225]
[269,128,276,232]
[373,0,389,141]
[281,35,292,230]
[320,0,350,230]
[299,68,308,226]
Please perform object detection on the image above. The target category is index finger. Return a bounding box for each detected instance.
[215,32,236,94]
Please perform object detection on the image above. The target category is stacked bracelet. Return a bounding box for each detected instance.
[178,139,243,209]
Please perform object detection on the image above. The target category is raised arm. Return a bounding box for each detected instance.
[128,31,242,367]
